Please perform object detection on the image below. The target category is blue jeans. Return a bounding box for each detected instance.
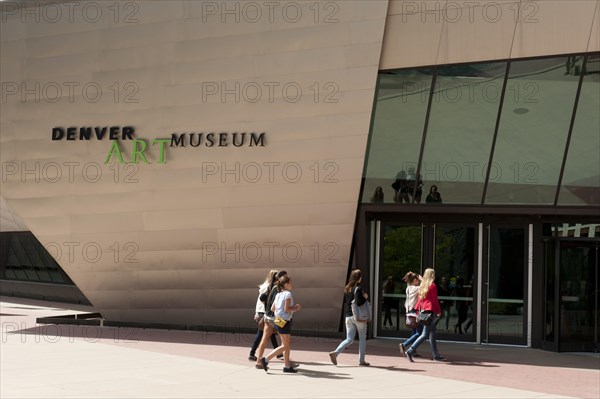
[403,324,423,348]
[333,316,367,363]
[406,315,441,359]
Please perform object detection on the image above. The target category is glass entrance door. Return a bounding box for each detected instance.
[558,241,599,352]
[432,224,477,339]
[379,224,423,335]
[377,222,477,341]
[481,225,528,345]
[376,221,530,346]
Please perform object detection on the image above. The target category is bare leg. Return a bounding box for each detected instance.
[266,334,291,368]
[255,323,274,366]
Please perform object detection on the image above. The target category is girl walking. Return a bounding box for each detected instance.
[404,268,446,362]
[254,270,287,368]
[328,269,370,366]
[260,275,302,373]
[248,269,279,361]
[398,271,422,358]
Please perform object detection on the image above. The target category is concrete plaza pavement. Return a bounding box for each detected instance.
[1,296,598,399]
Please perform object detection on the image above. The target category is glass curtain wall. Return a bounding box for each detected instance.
[486,57,581,204]
[421,63,505,203]
[362,53,600,207]
[558,54,600,205]
[0,232,73,284]
[363,70,433,204]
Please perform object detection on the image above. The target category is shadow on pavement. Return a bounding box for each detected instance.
[7,322,599,372]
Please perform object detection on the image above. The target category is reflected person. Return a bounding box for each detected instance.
[371,186,384,203]
[426,185,442,203]
[405,167,423,204]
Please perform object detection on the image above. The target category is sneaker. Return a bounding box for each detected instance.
[283,367,298,373]
[260,357,269,372]
[248,355,257,361]
[413,352,422,358]
[276,354,284,359]
[433,356,447,362]
[328,351,338,365]
[359,361,370,366]
[398,343,405,357]
[406,351,414,363]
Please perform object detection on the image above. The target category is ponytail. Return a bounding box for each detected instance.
[277,275,291,290]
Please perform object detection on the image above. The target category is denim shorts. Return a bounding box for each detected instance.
[274,318,292,334]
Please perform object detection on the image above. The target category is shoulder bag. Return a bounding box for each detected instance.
[417,306,433,326]
[351,287,372,323]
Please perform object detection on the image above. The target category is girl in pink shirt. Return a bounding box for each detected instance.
[404,268,446,362]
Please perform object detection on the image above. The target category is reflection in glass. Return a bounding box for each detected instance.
[363,70,433,203]
[486,57,581,204]
[487,228,525,343]
[421,63,506,203]
[559,242,598,351]
[543,240,556,343]
[434,226,476,337]
[558,54,600,205]
[379,225,422,335]
[549,223,600,238]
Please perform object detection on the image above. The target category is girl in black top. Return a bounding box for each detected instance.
[426,185,442,203]
[328,269,370,366]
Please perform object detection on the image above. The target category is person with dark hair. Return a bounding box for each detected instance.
[392,170,409,203]
[254,270,287,368]
[328,269,370,366]
[382,276,396,328]
[248,269,279,361]
[426,185,442,203]
[260,275,302,373]
[405,167,423,204]
[460,278,474,333]
[371,186,384,203]
[436,276,451,331]
[399,271,423,358]
[455,277,468,334]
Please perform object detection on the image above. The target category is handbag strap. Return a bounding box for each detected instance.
[353,285,360,300]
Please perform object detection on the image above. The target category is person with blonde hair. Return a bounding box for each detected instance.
[248,269,280,361]
[404,268,446,362]
[328,269,370,366]
[260,274,302,373]
[254,270,287,368]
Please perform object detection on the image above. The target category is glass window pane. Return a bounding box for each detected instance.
[1,232,73,284]
[49,271,65,283]
[379,224,422,336]
[362,69,433,203]
[421,63,506,204]
[558,54,600,205]
[486,56,582,204]
[543,240,555,343]
[488,227,526,343]
[434,225,476,336]
[36,270,52,282]
[24,267,39,281]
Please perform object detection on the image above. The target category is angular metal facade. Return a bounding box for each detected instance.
[1,0,598,331]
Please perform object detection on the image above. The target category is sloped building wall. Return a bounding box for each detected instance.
[0,1,390,328]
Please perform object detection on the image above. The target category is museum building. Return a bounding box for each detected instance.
[1,0,599,352]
